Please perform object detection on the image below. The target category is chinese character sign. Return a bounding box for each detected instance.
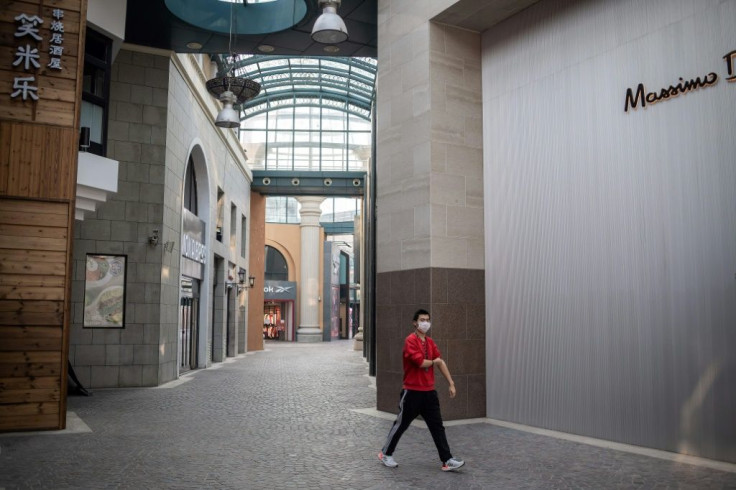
[2,0,83,126]
[8,8,66,102]
[48,9,65,71]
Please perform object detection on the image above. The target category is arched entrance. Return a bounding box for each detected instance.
[262,245,295,341]
[178,144,212,373]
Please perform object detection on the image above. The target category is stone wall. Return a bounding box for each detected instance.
[165,53,252,367]
[70,50,253,388]
[376,268,485,419]
[70,48,170,388]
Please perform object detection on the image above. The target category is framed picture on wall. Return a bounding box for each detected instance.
[83,254,127,328]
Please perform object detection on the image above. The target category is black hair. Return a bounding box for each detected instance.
[413,309,430,322]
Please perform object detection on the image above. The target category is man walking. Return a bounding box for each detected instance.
[378,309,465,472]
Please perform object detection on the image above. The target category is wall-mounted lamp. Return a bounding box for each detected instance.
[226,268,255,292]
[79,127,90,152]
[311,0,348,44]
[148,229,159,246]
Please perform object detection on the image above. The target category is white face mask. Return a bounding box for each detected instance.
[417,321,431,333]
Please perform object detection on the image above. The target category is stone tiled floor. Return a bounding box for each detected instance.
[1,340,735,489]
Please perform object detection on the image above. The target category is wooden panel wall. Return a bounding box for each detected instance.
[0,123,78,199]
[0,0,86,431]
[0,199,70,430]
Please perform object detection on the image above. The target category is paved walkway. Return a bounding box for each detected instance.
[1,340,735,489]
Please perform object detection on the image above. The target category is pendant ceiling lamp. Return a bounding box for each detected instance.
[206,77,261,128]
[205,1,261,128]
[311,0,348,44]
[215,91,239,128]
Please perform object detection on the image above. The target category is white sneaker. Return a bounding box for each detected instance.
[378,452,398,468]
[442,458,465,471]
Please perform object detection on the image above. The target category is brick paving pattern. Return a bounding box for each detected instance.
[1,340,735,489]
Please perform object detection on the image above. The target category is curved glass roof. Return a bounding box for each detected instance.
[229,55,377,120]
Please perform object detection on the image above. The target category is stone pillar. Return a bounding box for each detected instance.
[296,196,324,342]
[375,0,486,421]
[353,324,364,351]
[247,192,266,351]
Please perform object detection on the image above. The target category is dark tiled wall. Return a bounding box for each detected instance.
[376,268,485,420]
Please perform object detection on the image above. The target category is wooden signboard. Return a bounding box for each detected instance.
[0,0,86,432]
[1,0,83,127]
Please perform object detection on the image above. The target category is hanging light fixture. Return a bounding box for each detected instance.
[215,90,240,128]
[311,0,348,44]
[206,75,261,129]
[205,2,261,129]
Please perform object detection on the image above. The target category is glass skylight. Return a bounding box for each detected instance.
[228,55,375,171]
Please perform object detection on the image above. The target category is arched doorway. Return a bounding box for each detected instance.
[179,155,203,372]
[178,145,211,373]
[263,245,295,341]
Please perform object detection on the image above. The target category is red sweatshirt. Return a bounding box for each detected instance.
[402,332,441,391]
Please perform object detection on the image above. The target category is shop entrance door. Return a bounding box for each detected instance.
[180,278,199,372]
[263,300,295,341]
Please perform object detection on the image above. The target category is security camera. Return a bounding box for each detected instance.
[148,229,160,246]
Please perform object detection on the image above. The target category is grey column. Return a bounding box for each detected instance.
[374,7,486,421]
[296,196,324,342]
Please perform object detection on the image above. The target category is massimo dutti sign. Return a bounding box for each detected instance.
[625,50,736,112]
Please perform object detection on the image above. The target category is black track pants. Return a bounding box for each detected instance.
[381,389,452,463]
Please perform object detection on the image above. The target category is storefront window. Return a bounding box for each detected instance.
[184,157,198,215]
[264,246,288,281]
[80,29,112,156]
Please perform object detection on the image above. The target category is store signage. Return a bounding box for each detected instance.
[264,281,297,300]
[182,209,206,264]
[624,50,736,112]
[10,10,66,101]
[724,50,736,82]
[182,235,206,263]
